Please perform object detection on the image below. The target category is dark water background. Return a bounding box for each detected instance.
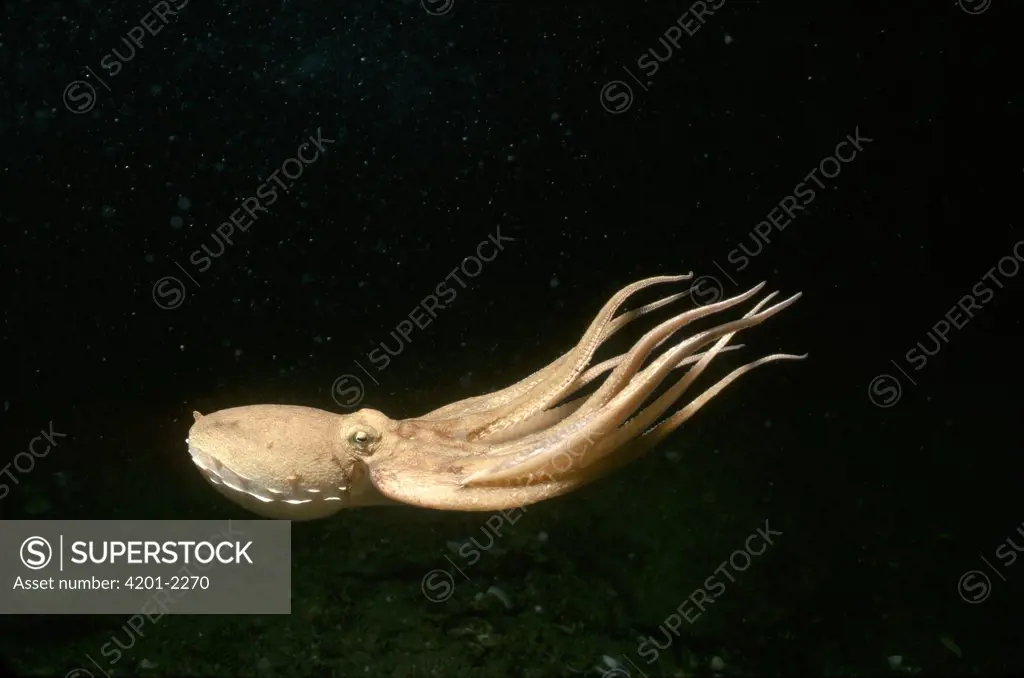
[1,0,1020,675]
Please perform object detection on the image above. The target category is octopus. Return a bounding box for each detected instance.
[187,274,803,520]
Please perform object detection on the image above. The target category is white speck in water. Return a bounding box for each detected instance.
[724,34,734,45]
[169,216,184,229]
[177,196,192,210]
[549,277,560,289]
[486,586,512,609]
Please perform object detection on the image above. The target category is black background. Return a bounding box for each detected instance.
[1,0,1021,675]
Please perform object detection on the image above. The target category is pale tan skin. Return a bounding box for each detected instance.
[187,274,804,520]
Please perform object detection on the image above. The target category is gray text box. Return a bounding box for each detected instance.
[1,520,290,614]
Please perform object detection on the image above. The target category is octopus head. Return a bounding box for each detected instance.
[186,404,391,519]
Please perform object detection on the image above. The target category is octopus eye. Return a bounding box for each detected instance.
[350,430,370,446]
